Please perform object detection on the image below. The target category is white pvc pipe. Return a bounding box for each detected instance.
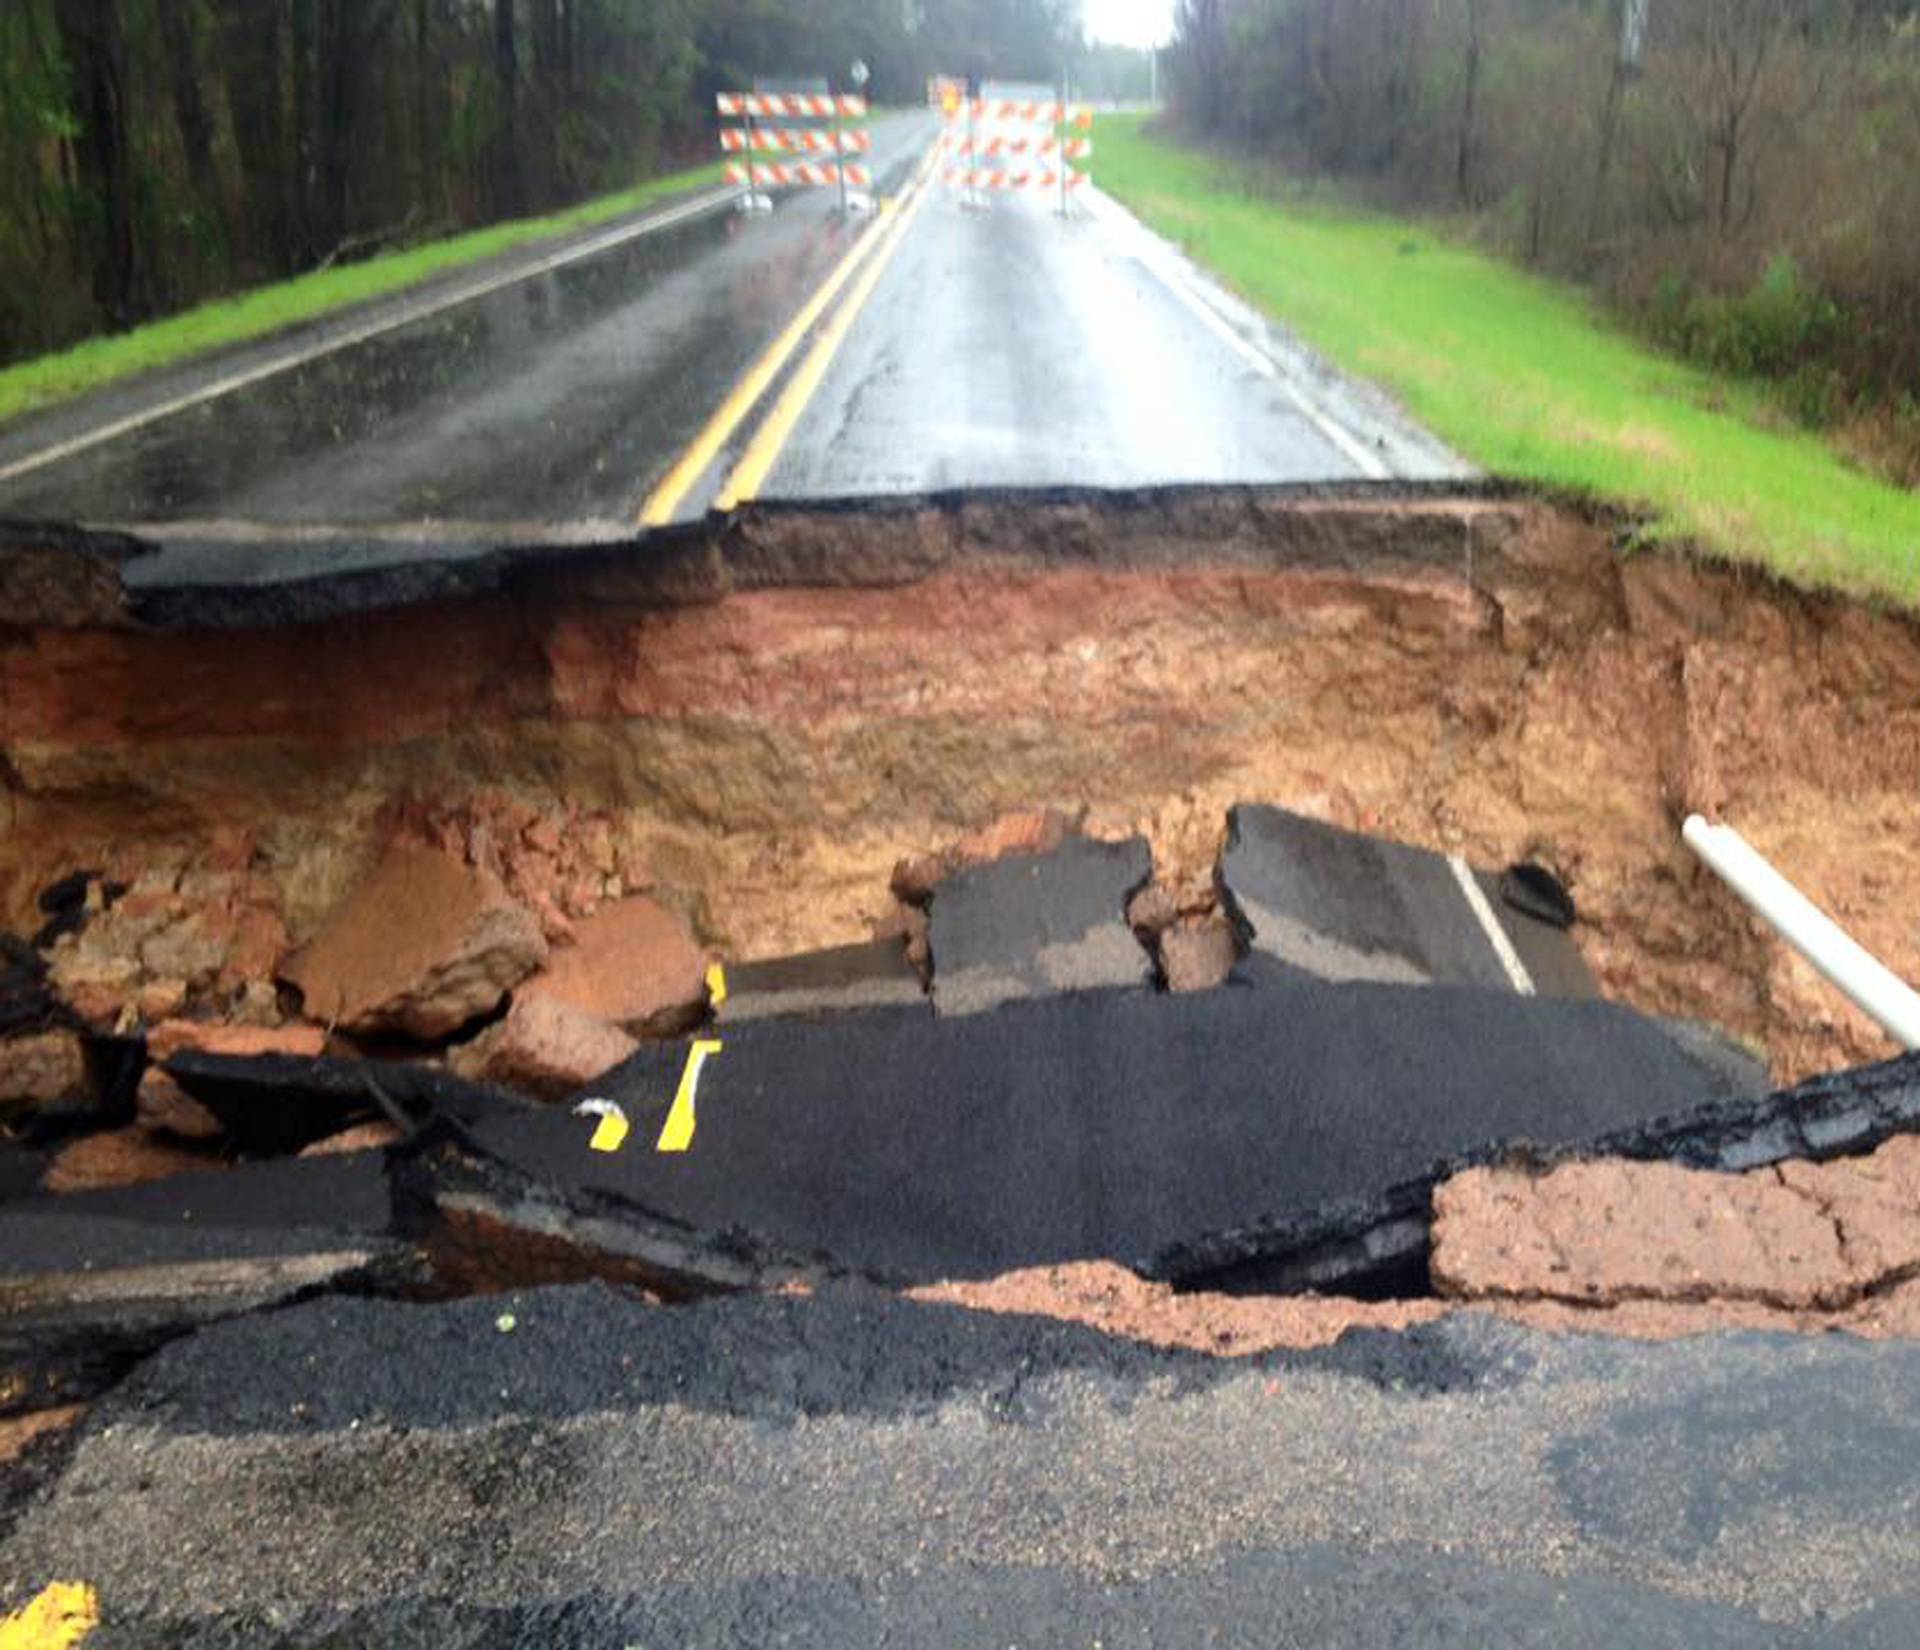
[1682,814,1920,1050]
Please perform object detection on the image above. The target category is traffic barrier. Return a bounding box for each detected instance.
[944,167,1089,192]
[959,101,1093,127]
[940,96,1092,212]
[944,136,1091,159]
[726,162,873,189]
[717,89,874,214]
[721,127,873,154]
[718,93,867,118]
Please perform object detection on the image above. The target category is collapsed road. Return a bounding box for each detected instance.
[6,91,1920,1644]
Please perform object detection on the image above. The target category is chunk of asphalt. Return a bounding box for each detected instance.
[0,1146,49,1201]
[1219,804,1595,999]
[460,974,1755,1290]
[1164,1047,1920,1296]
[1228,952,1759,1104]
[0,1152,411,1413]
[165,1051,522,1155]
[928,835,1153,1017]
[718,938,926,1026]
[1501,862,1576,930]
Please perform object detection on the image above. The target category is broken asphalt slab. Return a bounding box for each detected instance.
[7,1283,1920,1645]
[162,1049,517,1156]
[1221,803,1594,997]
[0,1151,409,1413]
[717,938,924,1025]
[460,972,1764,1290]
[929,833,1152,1016]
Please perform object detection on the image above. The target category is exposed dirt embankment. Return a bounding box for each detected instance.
[5,488,1918,1080]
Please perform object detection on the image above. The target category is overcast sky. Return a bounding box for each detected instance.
[1081,0,1176,49]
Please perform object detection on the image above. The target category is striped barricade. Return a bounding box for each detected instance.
[726,162,874,189]
[941,99,1092,213]
[721,128,874,154]
[959,102,1094,128]
[718,93,868,119]
[943,136,1092,160]
[943,167,1089,194]
[717,91,874,213]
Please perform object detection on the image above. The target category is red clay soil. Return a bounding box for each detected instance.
[0,1405,85,1469]
[913,1252,1920,1357]
[6,495,1920,1080]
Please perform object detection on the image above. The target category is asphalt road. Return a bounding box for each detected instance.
[6,1285,1919,1646]
[473,975,1752,1286]
[0,112,1466,568]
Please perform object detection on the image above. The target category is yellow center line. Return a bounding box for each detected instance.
[634,213,892,528]
[0,1583,99,1650]
[636,133,940,529]
[713,153,939,512]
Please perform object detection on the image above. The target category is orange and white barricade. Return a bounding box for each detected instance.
[718,91,873,215]
[941,98,1092,214]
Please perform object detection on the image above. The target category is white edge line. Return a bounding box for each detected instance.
[0,185,739,488]
[1448,854,1536,997]
[1082,185,1391,481]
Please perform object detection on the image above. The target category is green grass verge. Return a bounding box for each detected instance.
[0,159,726,426]
[1095,114,1920,607]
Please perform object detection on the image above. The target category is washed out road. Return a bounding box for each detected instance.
[0,110,1462,575]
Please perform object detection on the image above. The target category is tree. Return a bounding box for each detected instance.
[52,0,138,321]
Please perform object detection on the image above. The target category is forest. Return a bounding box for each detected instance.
[1164,0,1920,479]
[0,0,1102,367]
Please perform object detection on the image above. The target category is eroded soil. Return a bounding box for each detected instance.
[5,490,1918,1080]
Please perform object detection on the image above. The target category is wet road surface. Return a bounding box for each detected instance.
[0,117,938,534]
[5,1285,1918,1646]
[0,113,1465,563]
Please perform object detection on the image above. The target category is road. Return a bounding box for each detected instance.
[0,112,1464,576]
[5,1284,1919,1646]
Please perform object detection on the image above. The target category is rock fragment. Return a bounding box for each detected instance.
[42,1128,219,1194]
[449,994,639,1102]
[1432,1134,1920,1313]
[0,1031,89,1116]
[1160,917,1239,994]
[133,1068,222,1141]
[279,844,546,1040]
[891,809,1074,904]
[520,895,707,1037]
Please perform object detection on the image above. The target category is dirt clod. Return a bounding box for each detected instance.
[1160,915,1239,993]
[1433,1135,1920,1315]
[520,895,707,1037]
[41,1127,221,1194]
[0,1030,88,1115]
[449,993,638,1101]
[279,844,547,1041]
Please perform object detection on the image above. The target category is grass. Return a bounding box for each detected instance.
[1095,114,1920,608]
[0,158,726,426]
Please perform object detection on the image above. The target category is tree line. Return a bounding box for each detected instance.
[1166,0,1920,480]
[0,0,1100,369]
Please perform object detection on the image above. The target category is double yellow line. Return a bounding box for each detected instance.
[639,144,938,527]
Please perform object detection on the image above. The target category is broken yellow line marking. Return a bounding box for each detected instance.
[636,206,896,529]
[714,164,934,512]
[706,961,729,1007]
[573,1097,631,1153]
[0,1583,99,1650]
[657,1038,724,1153]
